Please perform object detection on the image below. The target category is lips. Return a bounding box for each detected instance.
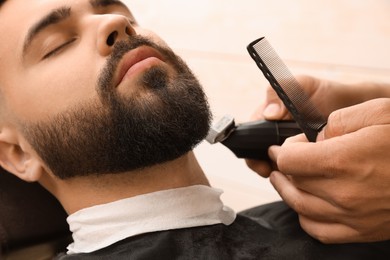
[115,46,165,87]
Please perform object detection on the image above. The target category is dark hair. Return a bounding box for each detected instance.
[0,0,5,7]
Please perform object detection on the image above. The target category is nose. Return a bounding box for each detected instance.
[97,15,136,56]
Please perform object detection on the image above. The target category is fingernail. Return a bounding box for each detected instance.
[263,103,281,118]
[316,129,325,141]
[268,145,280,162]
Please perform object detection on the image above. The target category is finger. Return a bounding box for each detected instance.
[269,136,343,177]
[267,145,280,163]
[268,134,307,162]
[270,171,344,221]
[263,87,291,120]
[264,75,326,120]
[245,159,272,178]
[250,104,267,121]
[298,215,361,244]
[268,136,309,175]
[282,133,308,144]
[288,176,344,207]
[271,172,390,243]
[324,98,390,139]
[249,88,283,121]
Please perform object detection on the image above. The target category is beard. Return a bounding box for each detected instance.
[22,35,211,179]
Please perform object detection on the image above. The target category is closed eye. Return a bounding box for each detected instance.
[43,38,77,59]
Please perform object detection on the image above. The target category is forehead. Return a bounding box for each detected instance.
[0,0,77,52]
[0,0,129,30]
[0,0,130,63]
[1,0,78,25]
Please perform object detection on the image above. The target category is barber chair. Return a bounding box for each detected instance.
[0,168,71,260]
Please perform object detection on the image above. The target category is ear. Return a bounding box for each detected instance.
[0,127,44,182]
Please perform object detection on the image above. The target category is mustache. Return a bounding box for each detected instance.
[97,35,162,97]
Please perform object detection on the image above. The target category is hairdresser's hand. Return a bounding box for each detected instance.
[246,75,348,177]
[246,75,390,177]
[269,98,390,243]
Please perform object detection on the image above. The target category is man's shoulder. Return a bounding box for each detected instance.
[240,201,390,260]
[56,201,390,259]
[55,214,277,259]
[239,200,298,230]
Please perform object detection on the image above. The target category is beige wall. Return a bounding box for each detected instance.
[125,0,390,211]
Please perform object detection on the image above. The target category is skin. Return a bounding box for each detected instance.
[2,0,388,246]
[0,0,210,214]
[247,75,390,243]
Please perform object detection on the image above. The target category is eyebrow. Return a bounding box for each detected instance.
[22,0,129,58]
[23,7,71,57]
[89,0,128,9]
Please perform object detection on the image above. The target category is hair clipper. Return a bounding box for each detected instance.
[205,115,302,160]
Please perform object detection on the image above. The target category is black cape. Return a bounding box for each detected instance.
[56,201,390,259]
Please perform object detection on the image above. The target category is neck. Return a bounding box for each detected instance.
[39,152,209,214]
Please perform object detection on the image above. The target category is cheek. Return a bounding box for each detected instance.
[7,65,100,121]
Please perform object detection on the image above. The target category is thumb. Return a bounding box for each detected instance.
[263,103,283,119]
[262,88,291,120]
[322,98,390,139]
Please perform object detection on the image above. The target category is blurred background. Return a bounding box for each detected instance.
[126,0,390,211]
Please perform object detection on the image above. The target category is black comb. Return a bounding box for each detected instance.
[247,37,327,141]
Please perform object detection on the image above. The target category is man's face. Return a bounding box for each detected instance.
[0,0,211,179]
